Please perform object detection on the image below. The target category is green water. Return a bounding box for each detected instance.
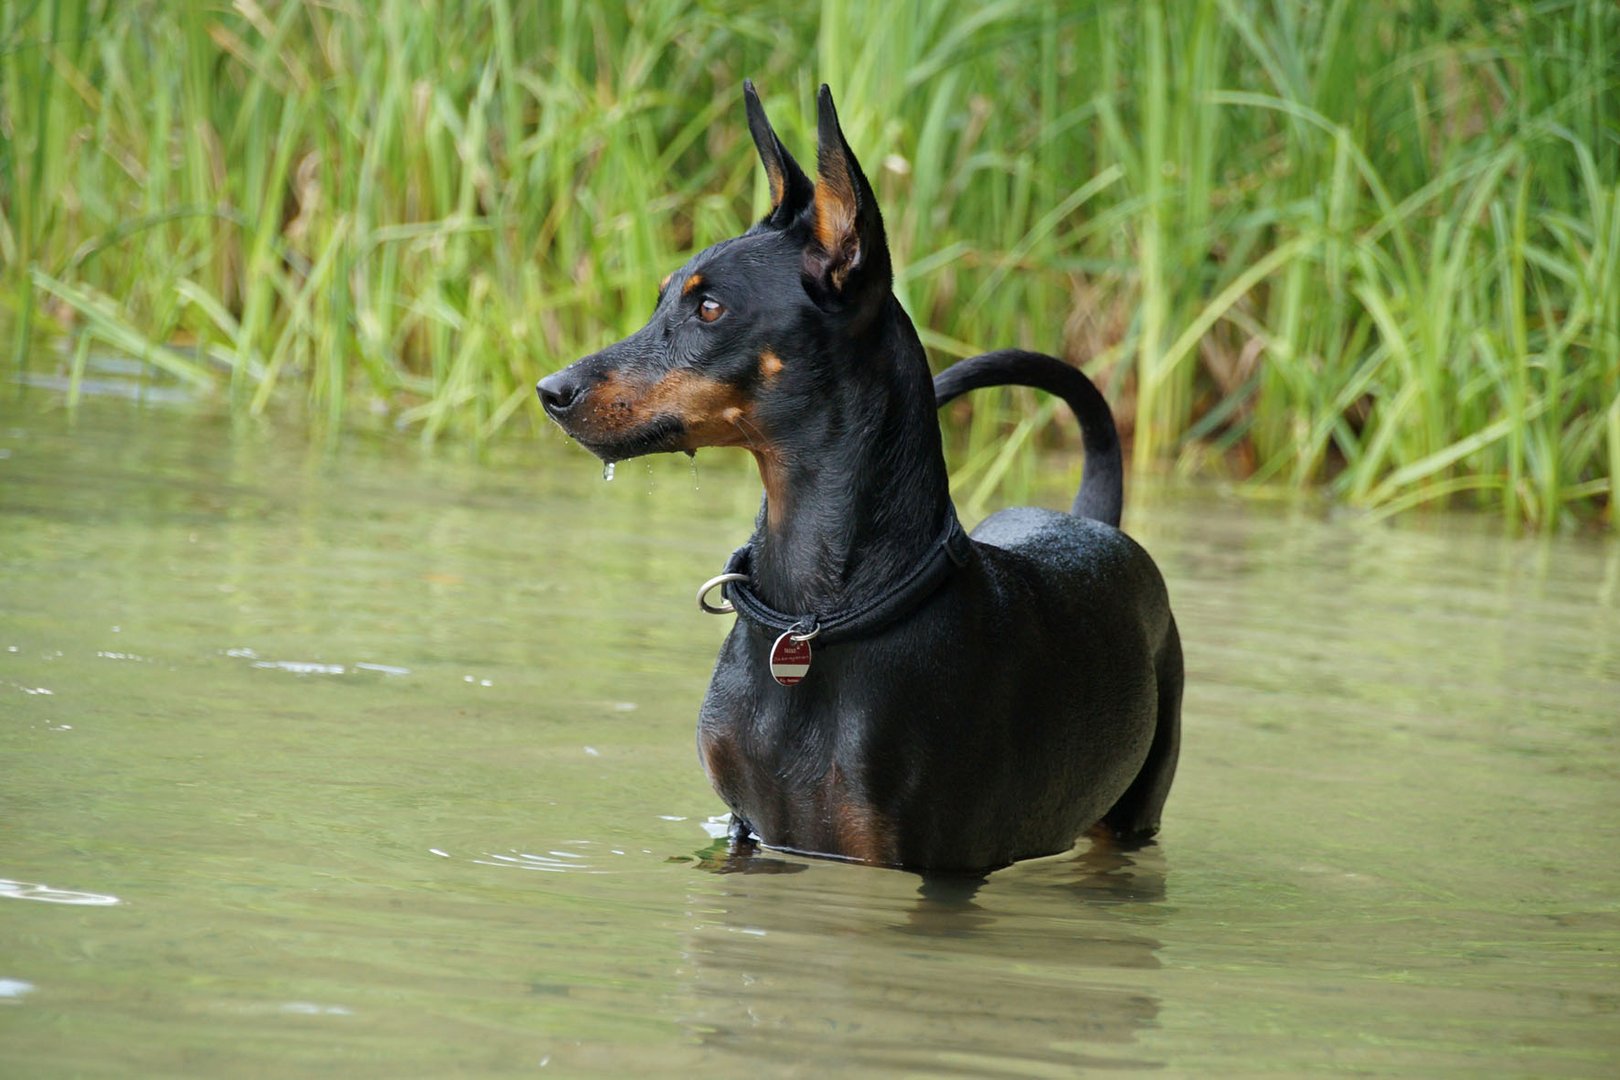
[2,392,1617,1077]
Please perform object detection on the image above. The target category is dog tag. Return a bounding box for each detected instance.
[769,631,812,686]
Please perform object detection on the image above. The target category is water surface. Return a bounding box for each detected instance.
[2,392,1617,1076]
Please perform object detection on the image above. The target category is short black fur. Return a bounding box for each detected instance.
[538,83,1182,871]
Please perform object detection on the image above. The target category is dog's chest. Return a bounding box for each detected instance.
[697,689,900,866]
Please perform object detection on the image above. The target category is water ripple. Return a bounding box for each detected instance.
[0,878,121,906]
[450,840,624,875]
[225,647,412,678]
[253,660,347,675]
[0,978,36,1000]
[279,1001,354,1016]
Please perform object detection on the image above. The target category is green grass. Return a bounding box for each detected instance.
[3,0,1617,527]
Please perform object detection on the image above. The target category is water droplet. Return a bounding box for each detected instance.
[602,461,615,482]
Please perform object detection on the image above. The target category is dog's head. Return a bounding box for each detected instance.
[537,82,893,464]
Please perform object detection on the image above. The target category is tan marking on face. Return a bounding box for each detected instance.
[752,449,788,530]
[577,370,755,450]
[682,273,705,296]
[647,370,748,447]
[572,369,788,525]
[758,349,784,379]
[659,271,673,293]
[578,370,640,437]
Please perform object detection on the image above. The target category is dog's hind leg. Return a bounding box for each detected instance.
[1100,617,1183,841]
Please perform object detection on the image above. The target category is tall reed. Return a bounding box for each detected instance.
[2,0,1616,526]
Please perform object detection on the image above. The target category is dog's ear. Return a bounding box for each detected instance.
[744,80,813,229]
[806,84,891,304]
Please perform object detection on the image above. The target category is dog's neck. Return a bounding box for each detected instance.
[748,303,952,615]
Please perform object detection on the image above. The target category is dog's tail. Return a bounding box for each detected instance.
[933,350,1123,528]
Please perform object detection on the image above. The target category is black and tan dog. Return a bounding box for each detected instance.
[538,83,1181,872]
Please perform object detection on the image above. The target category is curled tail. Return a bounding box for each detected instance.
[933,349,1123,528]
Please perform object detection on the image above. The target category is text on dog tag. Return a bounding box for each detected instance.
[769,631,812,686]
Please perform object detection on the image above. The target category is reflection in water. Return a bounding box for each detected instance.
[687,838,807,876]
[678,840,1168,1074]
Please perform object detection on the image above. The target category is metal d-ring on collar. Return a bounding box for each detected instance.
[695,509,973,646]
[699,574,822,640]
[696,573,748,615]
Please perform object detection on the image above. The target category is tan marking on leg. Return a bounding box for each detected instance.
[822,763,897,865]
[835,800,897,865]
[700,731,743,804]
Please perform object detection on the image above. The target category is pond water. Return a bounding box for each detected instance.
[2,390,1618,1076]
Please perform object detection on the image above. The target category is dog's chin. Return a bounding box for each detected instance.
[568,416,687,463]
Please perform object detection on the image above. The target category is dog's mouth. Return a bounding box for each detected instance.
[564,415,688,463]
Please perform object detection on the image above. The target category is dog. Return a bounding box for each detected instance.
[538,82,1181,872]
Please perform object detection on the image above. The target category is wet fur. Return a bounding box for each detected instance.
[539,83,1181,872]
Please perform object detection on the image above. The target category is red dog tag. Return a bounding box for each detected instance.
[769,631,812,686]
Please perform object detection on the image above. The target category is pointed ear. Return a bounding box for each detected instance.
[806,84,890,299]
[743,80,812,228]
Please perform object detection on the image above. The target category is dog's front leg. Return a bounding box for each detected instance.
[727,813,756,850]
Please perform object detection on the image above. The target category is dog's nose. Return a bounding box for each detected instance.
[537,370,584,417]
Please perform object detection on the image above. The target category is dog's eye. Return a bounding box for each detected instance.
[697,298,726,323]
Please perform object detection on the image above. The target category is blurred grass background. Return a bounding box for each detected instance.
[2,0,1617,527]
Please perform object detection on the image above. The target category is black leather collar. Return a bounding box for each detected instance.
[719,510,973,645]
